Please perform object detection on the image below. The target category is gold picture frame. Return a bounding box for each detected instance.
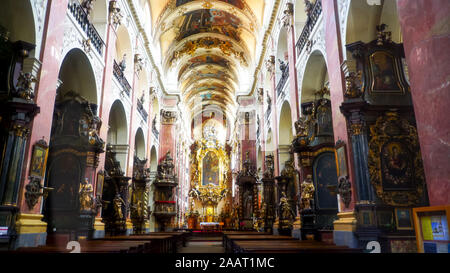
[334,140,348,177]
[96,171,105,197]
[395,208,413,230]
[29,139,49,179]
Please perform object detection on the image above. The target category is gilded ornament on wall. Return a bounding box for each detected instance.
[368,111,425,206]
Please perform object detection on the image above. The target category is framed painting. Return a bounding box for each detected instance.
[395,208,413,230]
[29,139,49,179]
[368,51,403,94]
[334,140,348,177]
[96,171,104,197]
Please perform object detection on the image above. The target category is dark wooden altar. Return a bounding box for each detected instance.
[43,92,105,240]
[292,93,339,241]
[0,38,40,249]
[236,153,259,230]
[340,27,427,251]
[130,156,150,234]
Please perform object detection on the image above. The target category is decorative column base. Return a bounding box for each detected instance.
[333,212,358,248]
[93,217,105,238]
[13,213,47,249]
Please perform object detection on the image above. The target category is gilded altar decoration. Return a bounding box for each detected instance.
[376,24,392,46]
[189,126,229,207]
[368,111,425,206]
[79,178,94,212]
[265,55,275,74]
[300,175,315,210]
[344,71,363,98]
[279,192,295,228]
[113,193,126,220]
[15,71,37,101]
[263,154,274,179]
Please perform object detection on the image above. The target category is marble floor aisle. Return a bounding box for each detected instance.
[178,237,225,253]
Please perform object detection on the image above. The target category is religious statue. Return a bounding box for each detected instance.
[113,194,125,220]
[300,175,315,210]
[15,71,37,101]
[280,192,294,220]
[243,190,253,219]
[294,116,309,137]
[119,54,127,72]
[79,178,94,212]
[278,59,287,73]
[81,0,95,19]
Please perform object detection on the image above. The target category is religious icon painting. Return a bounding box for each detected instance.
[369,51,403,94]
[395,208,413,230]
[381,141,415,191]
[29,138,49,179]
[335,140,348,177]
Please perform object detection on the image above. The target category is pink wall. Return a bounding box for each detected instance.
[18,0,70,214]
[397,0,450,206]
[322,0,357,211]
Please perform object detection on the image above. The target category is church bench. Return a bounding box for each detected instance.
[222,231,272,246]
[138,231,190,247]
[232,240,360,253]
[15,240,149,253]
[223,235,297,252]
[94,235,175,253]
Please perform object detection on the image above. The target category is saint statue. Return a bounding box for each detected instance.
[113,194,125,220]
[79,178,94,212]
[300,175,315,210]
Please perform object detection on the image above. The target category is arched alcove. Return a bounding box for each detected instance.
[278,100,293,170]
[58,48,98,104]
[107,100,129,169]
[150,145,158,173]
[0,0,36,55]
[276,29,288,84]
[301,50,328,103]
[115,25,134,81]
[345,0,403,59]
[135,128,146,159]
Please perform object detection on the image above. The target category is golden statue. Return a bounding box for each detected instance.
[79,178,94,211]
[113,194,125,219]
[280,192,294,220]
[300,175,315,210]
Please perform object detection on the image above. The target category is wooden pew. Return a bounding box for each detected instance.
[223,235,296,252]
[231,240,360,253]
[16,240,150,253]
[94,235,174,253]
[222,231,271,247]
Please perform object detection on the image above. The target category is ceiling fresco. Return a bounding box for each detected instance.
[148,0,266,140]
[174,9,242,42]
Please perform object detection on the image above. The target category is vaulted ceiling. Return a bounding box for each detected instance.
[149,0,266,140]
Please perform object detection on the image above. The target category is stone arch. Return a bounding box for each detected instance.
[0,0,36,50]
[134,127,146,159]
[278,100,293,170]
[107,100,129,169]
[115,25,134,80]
[344,0,403,60]
[58,48,98,105]
[300,50,328,104]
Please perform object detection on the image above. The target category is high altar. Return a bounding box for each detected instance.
[187,126,231,228]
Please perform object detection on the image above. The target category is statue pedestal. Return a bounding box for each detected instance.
[301,209,318,240]
[292,216,302,239]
